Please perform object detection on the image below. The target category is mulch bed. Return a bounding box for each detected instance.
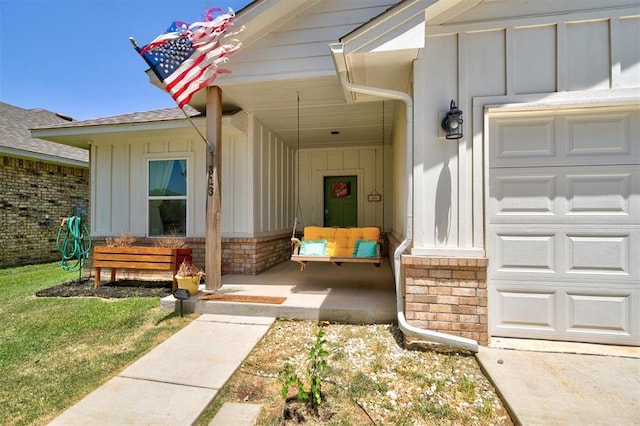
[36,279,173,299]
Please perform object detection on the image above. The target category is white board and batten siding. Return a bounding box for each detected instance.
[92,137,199,237]
[91,111,294,239]
[417,1,639,344]
[297,146,392,229]
[252,117,296,237]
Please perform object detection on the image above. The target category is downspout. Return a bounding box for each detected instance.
[335,68,478,353]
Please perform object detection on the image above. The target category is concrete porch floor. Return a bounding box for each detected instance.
[161,259,397,323]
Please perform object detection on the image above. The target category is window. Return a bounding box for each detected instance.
[148,159,187,236]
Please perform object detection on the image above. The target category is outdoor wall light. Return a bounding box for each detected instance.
[441,99,463,139]
[40,214,52,227]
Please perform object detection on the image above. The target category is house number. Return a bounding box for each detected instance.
[208,165,214,196]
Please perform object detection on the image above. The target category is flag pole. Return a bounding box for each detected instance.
[129,37,209,146]
[130,36,222,292]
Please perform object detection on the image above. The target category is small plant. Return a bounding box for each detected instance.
[477,400,494,418]
[307,327,330,407]
[279,327,330,412]
[153,233,187,249]
[280,363,308,401]
[417,401,455,420]
[348,371,387,400]
[175,260,205,278]
[105,233,136,247]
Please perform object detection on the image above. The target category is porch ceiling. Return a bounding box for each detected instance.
[189,75,399,149]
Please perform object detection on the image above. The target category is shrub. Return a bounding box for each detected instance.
[279,327,330,412]
[105,233,136,247]
[153,234,187,249]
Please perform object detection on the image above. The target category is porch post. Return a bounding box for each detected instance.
[205,86,222,291]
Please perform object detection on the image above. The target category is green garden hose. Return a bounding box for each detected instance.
[56,216,92,272]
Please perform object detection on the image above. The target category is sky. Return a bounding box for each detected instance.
[0,0,250,121]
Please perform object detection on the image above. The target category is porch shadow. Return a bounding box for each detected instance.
[161,259,397,323]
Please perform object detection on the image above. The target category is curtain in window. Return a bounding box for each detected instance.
[149,160,177,235]
[177,160,186,183]
[149,161,175,196]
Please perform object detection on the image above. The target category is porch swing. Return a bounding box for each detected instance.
[290,98,384,271]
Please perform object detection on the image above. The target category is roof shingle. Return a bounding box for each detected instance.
[31,105,202,130]
[0,102,88,164]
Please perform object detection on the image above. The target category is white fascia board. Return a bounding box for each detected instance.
[341,0,435,54]
[341,0,484,54]
[32,114,247,147]
[371,21,425,53]
[423,0,482,26]
[31,117,207,140]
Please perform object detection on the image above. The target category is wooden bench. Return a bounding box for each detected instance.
[291,226,382,271]
[93,246,178,289]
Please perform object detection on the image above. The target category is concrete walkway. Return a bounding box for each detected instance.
[49,314,274,426]
[477,344,640,426]
[48,301,640,425]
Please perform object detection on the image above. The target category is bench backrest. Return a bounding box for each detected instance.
[303,227,379,257]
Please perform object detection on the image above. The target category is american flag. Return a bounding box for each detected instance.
[136,9,242,108]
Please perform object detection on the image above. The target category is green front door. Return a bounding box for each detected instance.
[324,176,357,227]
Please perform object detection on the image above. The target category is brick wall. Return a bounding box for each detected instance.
[403,255,489,345]
[0,155,89,267]
[89,233,292,280]
[222,234,292,274]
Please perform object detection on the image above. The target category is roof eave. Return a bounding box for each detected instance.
[332,0,427,93]
[340,0,482,54]
[333,0,485,92]
[0,146,88,167]
[31,116,207,148]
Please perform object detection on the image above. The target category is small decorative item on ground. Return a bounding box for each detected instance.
[174,260,205,295]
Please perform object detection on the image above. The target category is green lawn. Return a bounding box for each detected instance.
[0,262,194,426]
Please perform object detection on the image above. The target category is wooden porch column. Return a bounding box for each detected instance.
[205,86,222,291]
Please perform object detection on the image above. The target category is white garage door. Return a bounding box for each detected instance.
[487,105,639,346]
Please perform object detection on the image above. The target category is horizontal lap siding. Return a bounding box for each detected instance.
[230,0,396,80]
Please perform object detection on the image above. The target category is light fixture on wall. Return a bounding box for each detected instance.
[441,99,463,139]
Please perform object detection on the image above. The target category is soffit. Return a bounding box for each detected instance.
[337,0,489,93]
[189,0,401,149]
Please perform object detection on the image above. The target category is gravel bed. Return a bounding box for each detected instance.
[211,320,514,425]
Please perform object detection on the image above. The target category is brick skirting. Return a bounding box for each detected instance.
[402,255,489,346]
[90,233,292,278]
[220,234,293,274]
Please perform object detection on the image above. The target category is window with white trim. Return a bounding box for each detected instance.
[148,159,187,236]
